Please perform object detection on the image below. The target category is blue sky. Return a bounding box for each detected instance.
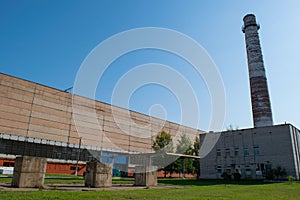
[1,0,299,131]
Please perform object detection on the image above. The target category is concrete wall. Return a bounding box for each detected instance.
[200,124,300,180]
[0,73,202,155]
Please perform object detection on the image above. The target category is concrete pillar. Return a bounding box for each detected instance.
[84,162,112,188]
[181,158,185,179]
[242,14,273,127]
[12,156,47,188]
[134,165,157,187]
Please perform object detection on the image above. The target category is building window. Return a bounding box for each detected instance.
[256,164,263,176]
[226,168,231,174]
[254,147,260,155]
[244,148,249,156]
[70,166,77,170]
[225,149,230,157]
[3,162,14,167]
[217,166,222,174]
[216,149,221,156]
[234,148,239,156]
[245,168,252,176]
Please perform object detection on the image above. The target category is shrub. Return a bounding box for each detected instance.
[233,172,241,181]
[287,175,296,183]
[221,172,231,180]
[273,166,287,180]
[266,170,274,180]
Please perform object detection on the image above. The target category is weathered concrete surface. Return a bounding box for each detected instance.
[12,156,47,188]
[84,162,112,188]
[134,166,157,187]
[242,14,273,127]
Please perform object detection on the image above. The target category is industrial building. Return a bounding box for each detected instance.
[200,124,300,180]
[0,71,200,176]
[199,14,300,180]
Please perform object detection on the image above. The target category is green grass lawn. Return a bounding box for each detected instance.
[1,176,300,199]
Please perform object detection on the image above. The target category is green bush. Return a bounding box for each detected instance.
[287,175,296,183]
[266,170,274,180]
[221,172,231,180]
[233,172,241,181]
[273,166,287,180]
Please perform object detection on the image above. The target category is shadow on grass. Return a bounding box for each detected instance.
[158,178,267,186]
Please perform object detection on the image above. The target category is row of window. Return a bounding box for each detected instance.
[216,167,253,176]
[216,147,260,157]
[216,163,268,177]
[2,162,14,167]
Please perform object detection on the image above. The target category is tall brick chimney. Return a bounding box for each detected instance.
[242,14,273,127]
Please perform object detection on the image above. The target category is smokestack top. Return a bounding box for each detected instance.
[242,14,260,33]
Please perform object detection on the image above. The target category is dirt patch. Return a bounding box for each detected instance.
[0,182,183,191]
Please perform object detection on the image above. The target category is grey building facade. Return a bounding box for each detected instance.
[200,124,300,180]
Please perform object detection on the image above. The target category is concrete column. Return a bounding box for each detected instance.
[181,158,185,179]
[84,162,112,188]
[12,156,47,188]
[134,165,157,187]
[242,14,273,127]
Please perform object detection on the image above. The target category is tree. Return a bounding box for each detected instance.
[152,131,173,153]
[152,131,174,177]
[191,136,200,156]
[192,136,200,178]
[226,124,239,131]
[175,134,198,177]
[176,133,192,154]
